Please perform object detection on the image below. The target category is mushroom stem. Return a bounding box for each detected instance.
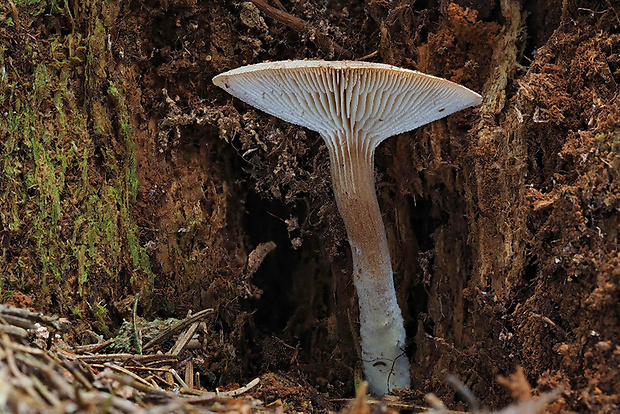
[326,132,410,396]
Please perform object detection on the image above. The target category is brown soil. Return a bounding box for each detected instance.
[0,0,618,412]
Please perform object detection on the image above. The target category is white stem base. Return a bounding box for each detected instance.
[354,268,410,395]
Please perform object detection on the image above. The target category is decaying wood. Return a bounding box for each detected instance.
[249,0,354,59]
[468,0,527,298]
[245,241,277,278]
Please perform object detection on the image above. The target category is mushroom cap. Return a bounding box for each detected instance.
[213,60,482,145]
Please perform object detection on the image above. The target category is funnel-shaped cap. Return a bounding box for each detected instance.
[213,60,481,146]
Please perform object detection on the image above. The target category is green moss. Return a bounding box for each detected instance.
[67,305,82,318]
[0,1,154,313]
[108,81,139,202]
[595,131,620,155]
[90,300,112,336]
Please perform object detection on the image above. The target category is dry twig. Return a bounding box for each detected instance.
[7,0,19,28]
[219,377,261,397]
[169,322,199,356]
[133,294,143,354]
[73,339,115,354]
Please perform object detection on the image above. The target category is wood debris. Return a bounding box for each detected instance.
[0,305,263,413]
[0,305,560,413]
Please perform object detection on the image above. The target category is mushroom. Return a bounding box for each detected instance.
[213,60,481,395]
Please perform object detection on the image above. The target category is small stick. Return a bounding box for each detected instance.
[195,371,201,390]
[133,294,142,354]
[104,372,173,397]
[577,7,609,14]
[178,386,217,397]
[164,369,174,385]
[0,335,45,355]
[249,0,354,59]
[104,362,155,388]
[0,304,65,330]
[0,324,28,338]
[357,50,379,61]
[31,375,62,408]
[169,322,199,356]
[184,361,194,389]
[530,312,567,337]
[73,339,115,354]
[219,377,261,397]
[0,314,35,330]
[150,377,164,391]
[178,387,208,396]
[7,0,20,28]
[143,358,179,367]
[74,353,178,363]
[58,356,95,391]
[182,394,223,405]
[604,0,620,24]
[170,368,189,389]
[151,374,174,388]
[94,365,171,373]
